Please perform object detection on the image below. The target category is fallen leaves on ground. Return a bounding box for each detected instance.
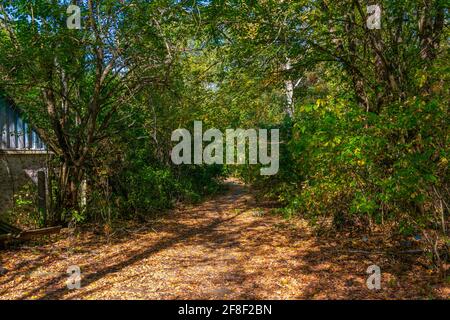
[0,180,448,300]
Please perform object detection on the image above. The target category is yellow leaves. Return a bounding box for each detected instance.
[244,23,260,40]
[315,98,325,109]
[438,157,448,168]
[415,70,428,88]
[315,98,323,106]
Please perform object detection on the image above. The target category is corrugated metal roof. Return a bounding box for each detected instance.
[0,98,46,151]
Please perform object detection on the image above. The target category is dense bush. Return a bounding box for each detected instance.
[248,95,448,246]
[117,162,224,216]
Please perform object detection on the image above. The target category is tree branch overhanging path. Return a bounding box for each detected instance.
[1,180,448,300]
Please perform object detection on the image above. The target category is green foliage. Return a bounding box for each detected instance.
[0,0,447,259]
[4,183,41,229]
[117,158,224,216]
[252,95,449,235]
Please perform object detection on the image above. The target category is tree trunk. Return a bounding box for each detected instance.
[283,58,294,118]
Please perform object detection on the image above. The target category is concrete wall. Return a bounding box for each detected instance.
[0,151,49,215]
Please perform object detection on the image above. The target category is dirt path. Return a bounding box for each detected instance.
[0,180,448,299]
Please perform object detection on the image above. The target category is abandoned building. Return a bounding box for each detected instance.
[0,97,49,217]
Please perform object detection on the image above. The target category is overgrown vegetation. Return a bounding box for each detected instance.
[0,1,448,272]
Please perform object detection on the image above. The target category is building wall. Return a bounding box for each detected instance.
[1,97,49,217]
[0,151,49,215]
[0,98,46,151]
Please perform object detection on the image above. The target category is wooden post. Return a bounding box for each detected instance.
[81,179,87,208]
[37,170,47,226]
